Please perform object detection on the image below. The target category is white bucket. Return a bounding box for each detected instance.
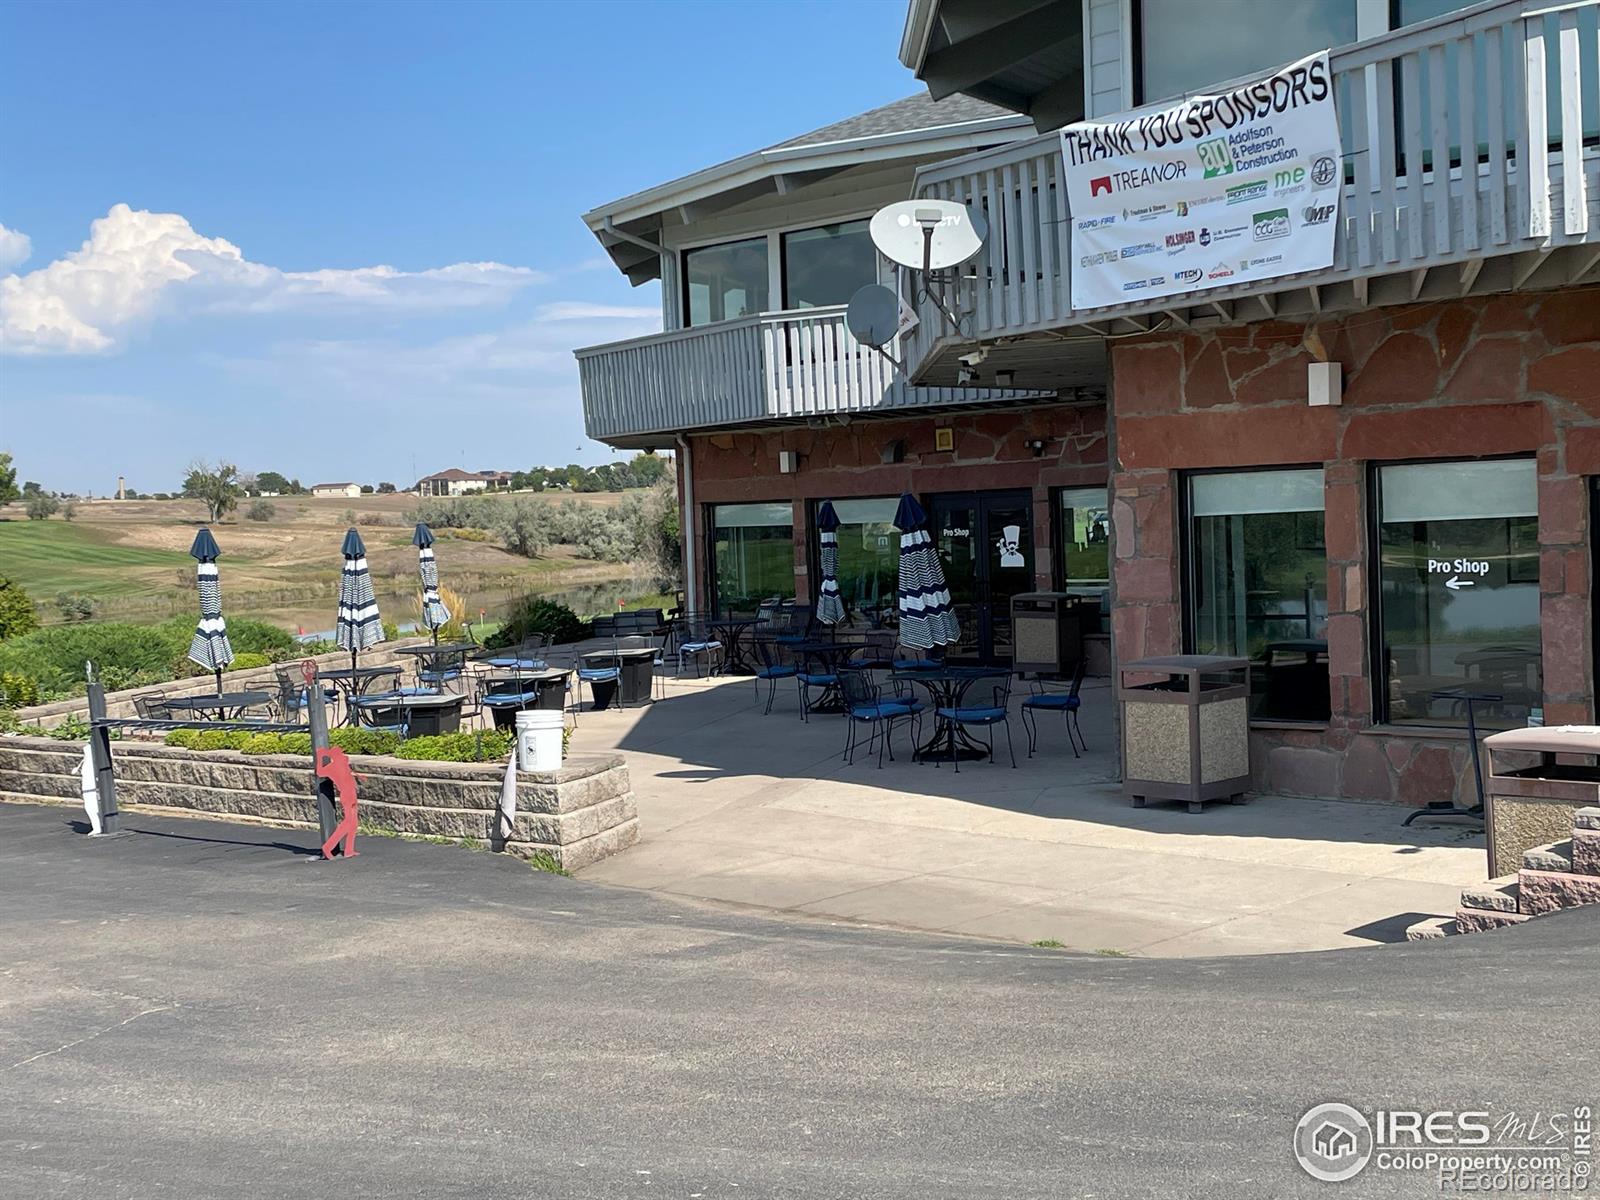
[515,708,564,772]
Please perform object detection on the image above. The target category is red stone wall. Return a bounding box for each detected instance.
[686,402,1109,602]
[1110,287,1600,805]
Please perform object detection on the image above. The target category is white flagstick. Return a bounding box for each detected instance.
[79,745,102,836]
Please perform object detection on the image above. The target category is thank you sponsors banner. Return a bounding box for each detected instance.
[1059,51,1341,311]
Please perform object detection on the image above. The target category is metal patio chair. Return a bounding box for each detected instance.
[1020,657,1088,758]
[751,634,798,714]
[935,674,1017,772]
[839,667,923,768]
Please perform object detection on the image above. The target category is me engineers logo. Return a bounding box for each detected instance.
[1294,1103,1375,1182]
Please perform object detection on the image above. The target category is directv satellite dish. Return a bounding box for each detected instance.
[846,284,900,349]
[870,199,988,272]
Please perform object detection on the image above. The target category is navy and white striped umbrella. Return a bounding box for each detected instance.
[894,493,959,650]
[815,501,846,626]
[413,523,451,643]
[186,527,235,690]
[335,527,385,669]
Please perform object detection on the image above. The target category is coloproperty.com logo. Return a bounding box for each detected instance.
[1294,1102,1593,1191]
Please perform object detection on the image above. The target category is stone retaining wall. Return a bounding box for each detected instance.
[14,637,434,729]
[0,735,637,870]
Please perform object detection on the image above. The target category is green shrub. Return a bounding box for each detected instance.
[329,728,402,756]
[0,615,297,701]
[485,596,584,650]
[245,499,276,522]
[392,730,514,761]
[229,651,272,670]
[0,576,39,641]
[1,670,39,708]
[55,592,96,623]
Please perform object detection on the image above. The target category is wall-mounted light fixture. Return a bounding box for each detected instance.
[1025,437,1048,457]
[957,366,978,385]
[1307,362,1342,407]
[880,439,906,464]
[778,450,799,473]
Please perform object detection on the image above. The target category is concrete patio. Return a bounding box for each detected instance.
[563,665,1486,956]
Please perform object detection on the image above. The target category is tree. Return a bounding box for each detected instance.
[60,500,78,522]
[24,493,59,520]
[22,481,42,497]
[256,471,292,495]
[0,575,38,640]
[182,460,242,522]
[376,481,396,494]
[360,484,375,494]
[493,496,550,558]
[0,452,18,507]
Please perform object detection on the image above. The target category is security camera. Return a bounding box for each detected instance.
[957,366,979,385]
[958,346,989,367]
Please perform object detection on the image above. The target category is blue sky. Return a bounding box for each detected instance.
[0,0,916,493]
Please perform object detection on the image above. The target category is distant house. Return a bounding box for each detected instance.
[310,482,363,498]
[414,468,513,497]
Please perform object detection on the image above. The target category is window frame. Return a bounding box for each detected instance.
[1179,463,1331,725]
[704,500,796,617]
[779,218,877,312]
[806,495,900,617]
[1050,484,1113,594]
[679,235,773,330]
[1367,452,1542,728]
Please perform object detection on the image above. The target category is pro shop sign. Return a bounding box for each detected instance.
[1059,50,1342,310]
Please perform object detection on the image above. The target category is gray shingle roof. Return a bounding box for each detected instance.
[772,93,1015,149]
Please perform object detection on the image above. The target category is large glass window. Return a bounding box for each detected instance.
[1138,0,1357,104]
[1377,459,1541,730]
[782,220,875,310]
[1187,469,1329,721]
[684,237,769,328]
[710,502,793,615]
[1057,486,1110,633]
[814,497,898,628]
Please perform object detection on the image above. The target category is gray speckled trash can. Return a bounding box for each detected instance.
[1120,654,1251,814]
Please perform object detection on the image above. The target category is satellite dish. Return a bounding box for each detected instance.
[870,200,988,271]
[846,285,900,348]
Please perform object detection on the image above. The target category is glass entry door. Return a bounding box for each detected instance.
[928,490,1034,664]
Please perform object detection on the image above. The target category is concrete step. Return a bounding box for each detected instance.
[1454,905,1532,934]
[1516,867,1600,916]
[1406,916,1458,940]
[1460,875,1520,913]
[1574,807,1600,832]
[1572,829,1600,876]
[1522,840,1573,873]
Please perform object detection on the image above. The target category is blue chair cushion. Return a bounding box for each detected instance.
[798,672,837,686]
[758,665,799,679]
[483,691,543,707]
[419,669,462,682]
[936,705,1008,723]
[681,640,721,653]
[486,657,546,670]
[1022,694,1080,710]
[849,701,914,720]
[578,667,620,683]
[893,659,940,671]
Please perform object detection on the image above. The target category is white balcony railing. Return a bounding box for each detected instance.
[576,304,1043,443]
[903,0,1599,380]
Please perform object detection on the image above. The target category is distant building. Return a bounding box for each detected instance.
[310,482,363,498]
[413,468,513,497]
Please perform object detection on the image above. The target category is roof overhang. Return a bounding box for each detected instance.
[583,112,1033,285]
[900,0,1086,133]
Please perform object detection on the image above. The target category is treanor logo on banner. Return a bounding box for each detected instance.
[1058,50,1342,311]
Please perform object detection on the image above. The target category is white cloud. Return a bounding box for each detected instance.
[0,203,544,355]
[0,223,30,271]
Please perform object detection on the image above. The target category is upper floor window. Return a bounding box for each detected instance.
[782,219,875,310]
[684,237,769,328]
[1136,0,1357,105]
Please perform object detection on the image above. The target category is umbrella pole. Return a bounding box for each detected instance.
[214,667,223,693]
[433,626,439,647]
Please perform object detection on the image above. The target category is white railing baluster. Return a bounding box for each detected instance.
[1402,52,1427,260]
[1487,23,1510,244]
[1457,28,1481,252]
[1520,17,1548,239]
[1019,155,1039,329]
[1376,59,1401,262]
[1558,9,1588,235]
[1429,42,1451,257]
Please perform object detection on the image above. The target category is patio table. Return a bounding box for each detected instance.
[482,667,571,728]
[710,618,760,675]
[317,665,404,726]
[790,641,859,714]
[892,668,1008,762]
[350,690,463,736]
[164,691,274,722]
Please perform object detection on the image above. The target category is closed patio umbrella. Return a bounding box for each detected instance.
[815,501,846,627]
[335,527,385,671]
[893,493,959,650]
[186,527,235,693]
[413,523,451,644]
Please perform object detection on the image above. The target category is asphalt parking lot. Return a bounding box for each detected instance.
[3,801,1596,1199]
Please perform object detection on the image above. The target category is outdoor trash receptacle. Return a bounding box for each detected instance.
[582,649,657,708]
[1120,654,1251,813]
[484,670,569,729]
[1483,726,1600,877]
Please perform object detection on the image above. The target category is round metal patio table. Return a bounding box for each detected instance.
[790,641,859,715]
[892,668,1008,762]
[317,665,404,726]
[709,618,760,675]
[164,691,275,722]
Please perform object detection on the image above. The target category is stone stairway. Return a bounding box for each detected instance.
[1409,807,1600,939]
